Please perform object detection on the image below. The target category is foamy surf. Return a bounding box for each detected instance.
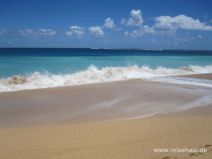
[0,64,212,92]
[151,77,212,88]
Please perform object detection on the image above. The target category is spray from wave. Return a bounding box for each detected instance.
[0,65,212,92]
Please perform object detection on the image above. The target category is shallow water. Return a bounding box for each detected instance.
[0,48,212,92]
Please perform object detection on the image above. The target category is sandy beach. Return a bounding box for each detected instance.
[0,74,212,159]
[1,0,212,158]
[179,73,212,80]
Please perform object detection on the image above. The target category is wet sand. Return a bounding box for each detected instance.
[0,79,212,127]
[0,76,212,159]
[180,73,212,80]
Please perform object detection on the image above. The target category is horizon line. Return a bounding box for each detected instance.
[0,47,212,51]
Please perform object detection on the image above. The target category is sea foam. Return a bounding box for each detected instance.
[0,65,212,92]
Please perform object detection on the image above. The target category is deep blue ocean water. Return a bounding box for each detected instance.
[0,48,212,77]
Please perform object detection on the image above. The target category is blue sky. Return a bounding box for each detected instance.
[0,0,212,49]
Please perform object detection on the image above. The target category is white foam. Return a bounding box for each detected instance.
[0,64,212,92]
[151,77,212,88]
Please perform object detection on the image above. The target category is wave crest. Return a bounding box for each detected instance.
[0,64,212,92]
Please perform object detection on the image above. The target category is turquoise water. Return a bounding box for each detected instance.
[0,49,212,77]
[0,49,212,92]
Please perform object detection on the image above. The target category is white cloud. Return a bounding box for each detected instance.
[121,18,126,25]
[122,9,155,37]
[127,9,144,26]
[89,26,104,37]
[125,25,155,37]
[19,28,56,37]
[154,14,212,31]
[104,17,116,29]
[143,25,155,34]
[66,26,85,37]
[19,29,35,37]
[39,29,56,36]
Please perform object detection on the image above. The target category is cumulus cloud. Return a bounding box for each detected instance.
[89,26,104,37]
[123,9,144,27]
[154,14,212,31]
[19,29,34,37]
[126,25,156,37]
[66,26,85,37]
[104,17,116,29]
[8,10,212,42]
[39,29,56,36]
[19,28,56,37]
[124,12,212,38]
[143,25,156,34]
[122,9,152,37]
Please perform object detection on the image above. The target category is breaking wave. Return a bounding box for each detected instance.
[0,64,212,92]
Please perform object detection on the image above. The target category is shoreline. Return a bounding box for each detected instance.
[0,73,212,94]
[0,74,212,158]
[179,73,212,80]
[0,75,212,128]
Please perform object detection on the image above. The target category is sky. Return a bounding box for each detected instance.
[0,0,212,49]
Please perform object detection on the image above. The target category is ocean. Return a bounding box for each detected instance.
[0,48,212,92]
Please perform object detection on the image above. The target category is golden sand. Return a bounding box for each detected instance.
[0,76,212,159]
[0,107,212,159]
